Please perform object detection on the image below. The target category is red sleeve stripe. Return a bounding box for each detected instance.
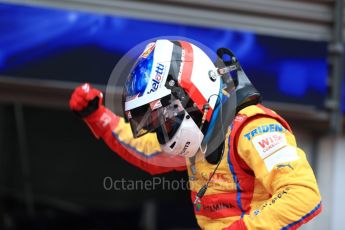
[281,202,322,230]
[102,131,186,175]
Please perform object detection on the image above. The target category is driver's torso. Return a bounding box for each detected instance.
[186,105,285,229]
[109,104,321,230]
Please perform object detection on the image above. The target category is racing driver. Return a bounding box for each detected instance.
[69,39,322,229]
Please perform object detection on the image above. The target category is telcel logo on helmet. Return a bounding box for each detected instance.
[147,63,165,94]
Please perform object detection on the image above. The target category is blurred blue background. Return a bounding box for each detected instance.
[0,3,341,111]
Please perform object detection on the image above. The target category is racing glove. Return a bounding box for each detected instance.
[69,83,119,138]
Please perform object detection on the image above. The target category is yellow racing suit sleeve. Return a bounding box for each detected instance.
[84,106,186,175]
[105,117,187,175]
[236,117,321,229]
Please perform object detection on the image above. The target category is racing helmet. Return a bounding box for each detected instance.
[123,39,222,157]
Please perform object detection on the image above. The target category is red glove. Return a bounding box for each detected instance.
[70,83,119,138]
[69,83,103,117]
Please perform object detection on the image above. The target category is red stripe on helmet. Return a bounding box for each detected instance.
[179,41,213,121]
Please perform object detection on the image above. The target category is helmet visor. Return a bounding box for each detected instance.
[126,99,185,138]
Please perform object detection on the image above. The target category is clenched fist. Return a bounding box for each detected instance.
[69,83,103,117]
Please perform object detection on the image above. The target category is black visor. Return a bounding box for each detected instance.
[126,98,185,138]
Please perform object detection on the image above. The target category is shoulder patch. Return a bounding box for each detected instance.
[244,123,285,141]
[251,132,299,171]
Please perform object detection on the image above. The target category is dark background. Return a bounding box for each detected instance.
[0,104,198,229]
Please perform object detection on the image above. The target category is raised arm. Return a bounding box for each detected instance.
[69,83,186,175]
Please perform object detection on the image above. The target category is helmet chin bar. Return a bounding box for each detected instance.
[160,111,204,158]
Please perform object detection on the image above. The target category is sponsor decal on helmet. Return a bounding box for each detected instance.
[126,93,140,102]
[179,141,191,156]
[208,70,217,82]
[177,49,186,83]
[140,42,155,58]
[150,99,162,110]
[147,63,165,94]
